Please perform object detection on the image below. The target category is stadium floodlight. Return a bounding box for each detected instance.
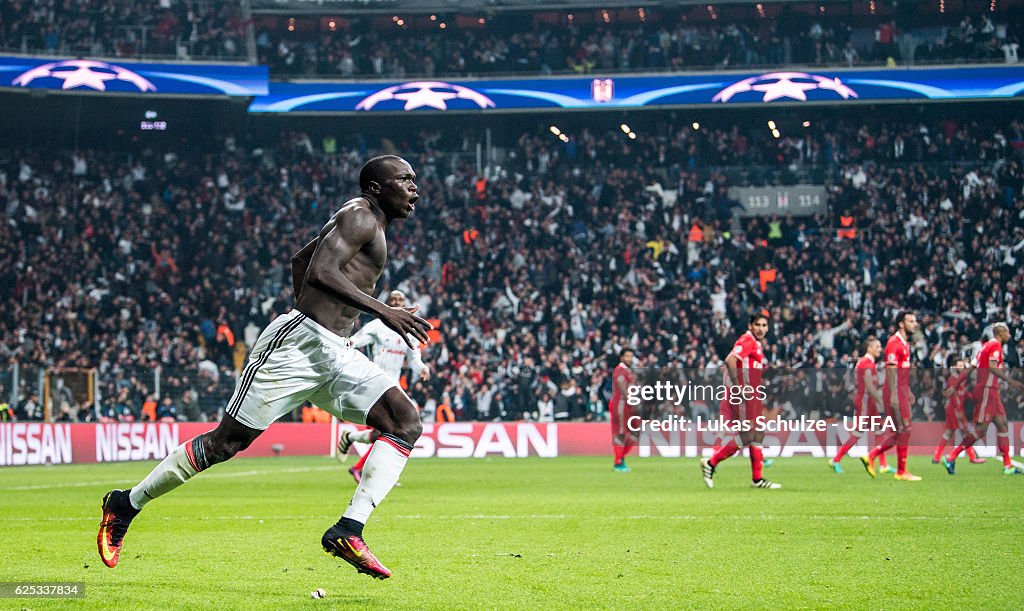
[620,123,630,134]
[692,122,700,130]
[768,120,776,129]
[549,125,561,136]
[772,129,781,138]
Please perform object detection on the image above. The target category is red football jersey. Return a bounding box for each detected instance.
[945,371,968,415]
[729,331,764,387]
[854,355,879,413]
[608,362,636,411]
[883,332,911,399]
[974,339,1004,393]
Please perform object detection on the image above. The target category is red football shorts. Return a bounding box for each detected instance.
[719,398,736,423]
[854,395,879,420]
[882,392,911,424]
[720,395,762,422]
[741,398,763,422]
[944,403,964,429]
[974,386,1004,422]
[610,402,635,442]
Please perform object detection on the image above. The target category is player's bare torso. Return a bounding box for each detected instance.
[295,198,387,337]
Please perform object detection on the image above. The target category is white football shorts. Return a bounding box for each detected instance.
[225,310,397,430]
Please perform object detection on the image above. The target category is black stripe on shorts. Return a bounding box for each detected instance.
[227,313,306,418]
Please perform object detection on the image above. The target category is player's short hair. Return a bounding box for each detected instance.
[994,321,1009,334]
[385,290,407,307]
[620,348,635,358]
[895,311,914,327]
[359,155,405,191]
[863,336,880,351]
[749,311,769,326]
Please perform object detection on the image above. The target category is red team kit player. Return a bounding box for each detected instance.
[859,312,922,481]
[829,336,894,473]
[610,348,637,472]
[943,322,1024,475]
[931,359,984,466]
[700,312,781,489]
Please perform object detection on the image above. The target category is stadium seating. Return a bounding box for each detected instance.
[1,3,1018,74]
[2,117,1022,422]
[0,0,247,60]
[255,8,1021,77]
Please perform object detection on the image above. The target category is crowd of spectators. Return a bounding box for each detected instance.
[0,0,247,59]
[258,11,1022,78]
[2,112,1024,425]
[0,3,1016,74]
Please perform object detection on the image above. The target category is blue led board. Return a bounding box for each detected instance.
[0,55,268,96]
[249,66,1024,113]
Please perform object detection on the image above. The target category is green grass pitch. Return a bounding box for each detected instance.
[3,455,1021,609]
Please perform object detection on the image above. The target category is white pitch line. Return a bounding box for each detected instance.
[5,514,1018,522]
[1,466,339,491]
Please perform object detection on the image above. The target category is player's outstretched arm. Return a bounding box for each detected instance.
[305,209,431,347]
[382,303,431,349]
[989,360,1024,390]
[954,366,975,388]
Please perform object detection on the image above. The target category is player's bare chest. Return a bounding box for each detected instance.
[360,233,388,270]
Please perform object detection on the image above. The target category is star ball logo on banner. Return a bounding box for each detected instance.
[355,81,496,111]
[12,59,156,92]
[712,72,858,103]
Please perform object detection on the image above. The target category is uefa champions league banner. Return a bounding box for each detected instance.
[0,55,268,96]
[248,65,1024,113]
[1,421,1022,466]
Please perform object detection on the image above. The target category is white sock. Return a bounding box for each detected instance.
[343,434,411,524]
[128,438,205,510]
[348,429,375,444]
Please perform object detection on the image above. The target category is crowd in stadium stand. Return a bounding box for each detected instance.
[2,115,1024,424]
[257,13,1021,77]
[0,0,246,59]
[0,2,1017,73]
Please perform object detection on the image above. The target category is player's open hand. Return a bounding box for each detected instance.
[380,304,432,348]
